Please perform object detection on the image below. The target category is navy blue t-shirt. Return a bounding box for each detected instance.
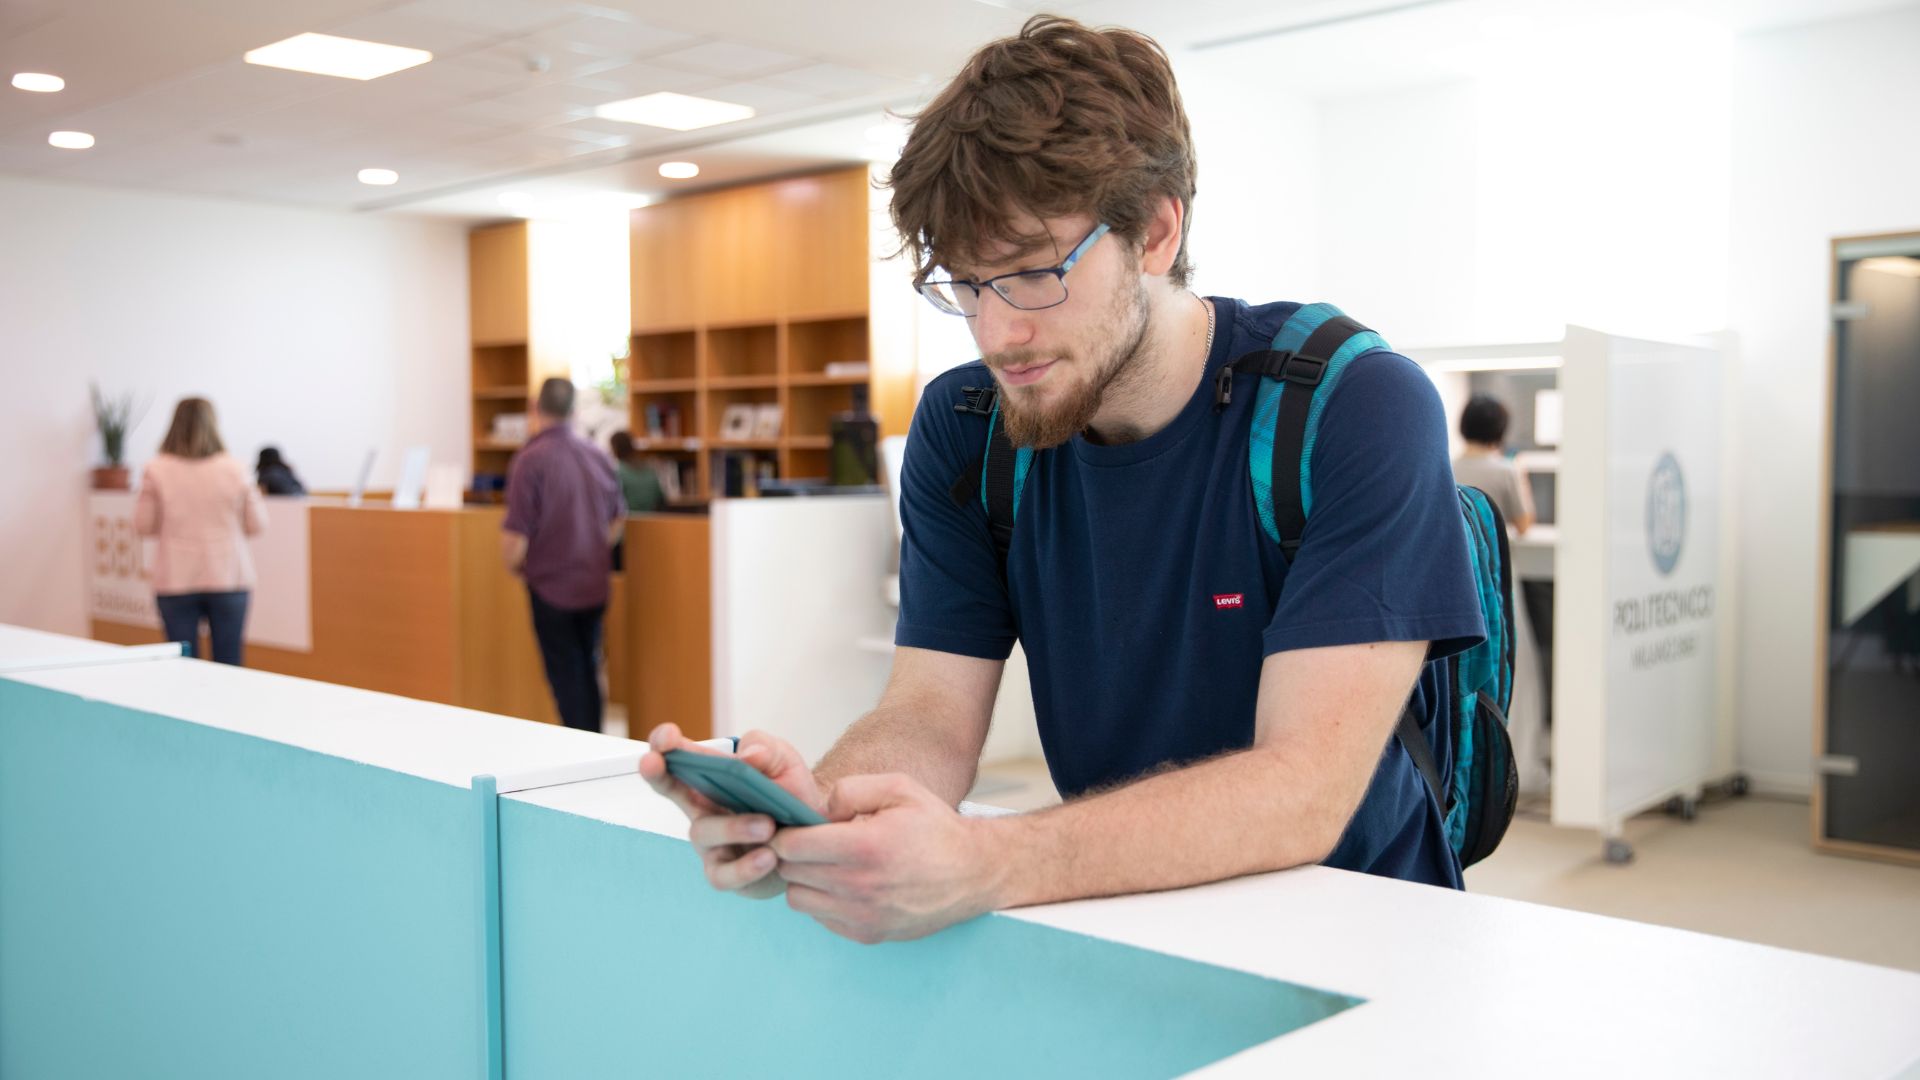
[895,298,1486,888]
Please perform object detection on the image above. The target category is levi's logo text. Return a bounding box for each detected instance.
[1213,594,1244,610]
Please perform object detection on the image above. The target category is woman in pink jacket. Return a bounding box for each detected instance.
[134,398,266,665]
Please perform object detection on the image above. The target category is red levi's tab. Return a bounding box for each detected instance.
[1213,593,1244,610]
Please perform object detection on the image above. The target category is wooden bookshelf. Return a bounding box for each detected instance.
[629,167,883,497]
[469,222,532,491]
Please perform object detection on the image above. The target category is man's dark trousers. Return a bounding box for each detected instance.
[527,588,606,732]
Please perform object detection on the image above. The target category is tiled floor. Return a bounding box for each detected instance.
[969,758,1920,974]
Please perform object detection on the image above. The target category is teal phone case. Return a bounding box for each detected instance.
[662,750,828,827]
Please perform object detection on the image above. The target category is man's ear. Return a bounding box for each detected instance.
[1137,195,1184,278]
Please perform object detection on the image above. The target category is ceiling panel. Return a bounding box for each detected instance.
[648,39,813,79]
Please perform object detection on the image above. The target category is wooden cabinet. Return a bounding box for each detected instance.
[469,222,530,346]
[630,198,701,332]
[776,167,872,319]
[631,166,870,332]
[628,166,879,495]
[469,223,533,486]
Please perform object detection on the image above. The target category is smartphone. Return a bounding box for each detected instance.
[662,749,828,827]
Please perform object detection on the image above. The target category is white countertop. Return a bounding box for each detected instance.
[0,623,174,673]
[3,657,643,792]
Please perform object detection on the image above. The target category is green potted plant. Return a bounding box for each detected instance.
[89,383,137,490]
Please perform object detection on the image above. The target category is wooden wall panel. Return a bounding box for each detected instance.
[631,199,702,332]
[308,507,459,703]
[452,508,559,726]
[470,222,530,345]
[777,167,871,319]
[699,185,782,325]
[626,515,711,741]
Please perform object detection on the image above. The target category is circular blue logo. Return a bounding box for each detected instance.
[1647,453,1686,577]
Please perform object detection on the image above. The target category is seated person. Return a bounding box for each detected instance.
[1451,395,1534,535]
[254,446,306,496]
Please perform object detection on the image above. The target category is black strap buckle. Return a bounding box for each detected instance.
[1279,354,1328,387]
[955,385,998,417]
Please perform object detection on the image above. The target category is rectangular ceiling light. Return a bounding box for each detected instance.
[594,92,755,131]
[244,33,432,80]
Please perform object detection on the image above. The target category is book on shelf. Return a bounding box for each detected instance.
[647,458,682,501]
[642,403,683,441]
[491,413,529,443]
[822,361,870,379]
[751,403,783,440]
[719,404,756,442]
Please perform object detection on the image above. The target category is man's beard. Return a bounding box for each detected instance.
[989,279,1152,449]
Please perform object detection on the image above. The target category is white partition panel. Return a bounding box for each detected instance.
[710,496,897,763]
[1413,328,1733,855]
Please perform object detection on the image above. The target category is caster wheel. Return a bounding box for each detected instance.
[1730,774,1751,797]
[1664,796,1684,816]
[1679,797,1698,822]
[1604,839,1634,865]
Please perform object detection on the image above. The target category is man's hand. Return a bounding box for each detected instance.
[772,773,1004,945]
[637,723,829,901]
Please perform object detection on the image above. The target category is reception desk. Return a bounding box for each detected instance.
[4,628,1919,1079]
[86,500,700,732]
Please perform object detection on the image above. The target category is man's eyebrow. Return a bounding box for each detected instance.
[950,236,1064,279]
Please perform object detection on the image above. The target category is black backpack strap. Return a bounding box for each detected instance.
[1397,699,1447,811]
[981,406,1019,565]
[953,384,1018,566]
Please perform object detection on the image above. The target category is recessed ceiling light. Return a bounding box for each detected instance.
[48,131,94,149]
[244,33,431,81]
[658,161,700,180]
[357,168,399,186]
[11,73,64,93]
[595,92,754,131]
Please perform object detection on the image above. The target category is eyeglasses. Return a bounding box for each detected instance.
[916,223,1110,317]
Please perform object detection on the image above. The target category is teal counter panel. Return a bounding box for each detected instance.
[498,799,1361,1079]
[0,679,483,1080]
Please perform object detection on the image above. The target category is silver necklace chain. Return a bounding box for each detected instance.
[1200,293,1216,358]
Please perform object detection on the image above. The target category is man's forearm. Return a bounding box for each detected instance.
[813,698,984,808]
[980,740,1361,909]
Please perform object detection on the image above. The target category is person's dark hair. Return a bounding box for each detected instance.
[609,430,635,462]
[256,446,286,473]
[885,14,1197,287]
[537,377,575,419]
[1460,394,1512,446]
[159,397,224,459]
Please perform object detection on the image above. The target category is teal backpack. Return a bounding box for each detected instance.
[953,302,1519,868]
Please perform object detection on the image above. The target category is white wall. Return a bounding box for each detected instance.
[1317,80,1479,345]
[1727,4,1920,793]
[1178,54,1321,304]
[0,175,469,636]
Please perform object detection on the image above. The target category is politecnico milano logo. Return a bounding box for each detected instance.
[1646,452,1686,577]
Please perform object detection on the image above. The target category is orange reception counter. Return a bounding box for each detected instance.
[85,496,711,739]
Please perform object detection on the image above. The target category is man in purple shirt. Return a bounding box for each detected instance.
[501,378,624,731]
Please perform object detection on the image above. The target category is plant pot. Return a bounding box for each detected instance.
[91,466,131,491]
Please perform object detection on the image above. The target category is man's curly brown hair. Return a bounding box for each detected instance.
[885,14,1198,289]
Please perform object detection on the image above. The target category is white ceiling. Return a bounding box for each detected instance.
[1,0,1911,220]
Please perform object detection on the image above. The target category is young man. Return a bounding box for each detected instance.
[642,16,1484,943]
[502,377,624,732]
